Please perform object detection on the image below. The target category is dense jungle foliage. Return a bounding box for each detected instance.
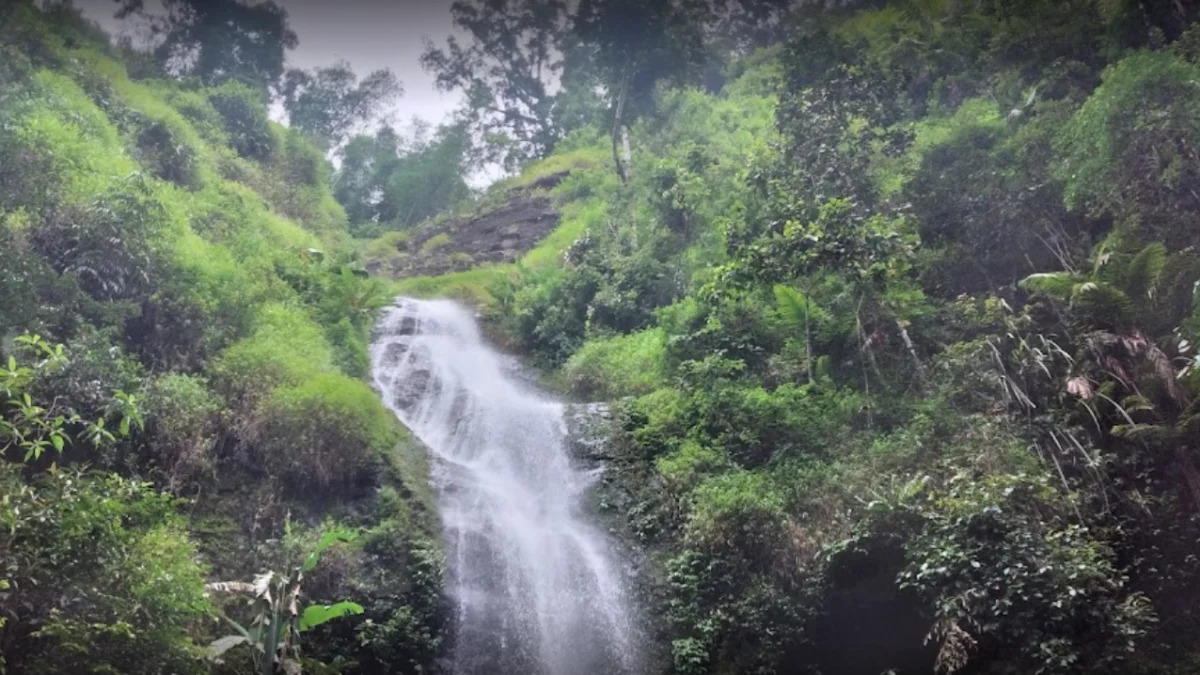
[0,3,443,673]
[397,1,1200,674]
[9,0,1200,674]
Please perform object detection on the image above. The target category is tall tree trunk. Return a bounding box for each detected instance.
[621,125,632,175]
[611,60,632,183]
[856,296,874,430]
[896,317,926,386]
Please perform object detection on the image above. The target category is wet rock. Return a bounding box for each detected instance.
[383,196,560,279]
[377,341,409,368]
[563,402,617,463]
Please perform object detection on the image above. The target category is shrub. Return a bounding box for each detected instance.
[133,118,200,187]
[326,316,370,379]
[28,327,143,422]
[420,232,452,253]
[141,373,224,490]
[33,173,178,304]
[165,89,226,144]
[207,83,276,160]
[276,126,327,188]
[564,327,666,398]
[685,470,786,560]
[128,228,265,371]
[259,373,401,499]
[208,303,336,405]
[1056,51,1200,246]
[364,230,411,259]
[879,471,1156,675]
[0,466,210,675]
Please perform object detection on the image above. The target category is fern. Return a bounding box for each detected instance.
[1071,281,1132,325]
[1119,242,1166,302]
[1021,270,1132,325]
[1019,272,1085,298]
[773,284,827,333]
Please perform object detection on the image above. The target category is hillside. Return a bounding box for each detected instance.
[8,0,1200,674]
[391,3,1200,675]
[0,4,443,673]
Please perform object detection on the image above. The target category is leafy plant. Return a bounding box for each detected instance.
[1,335,141,464]
[206,529,364,675]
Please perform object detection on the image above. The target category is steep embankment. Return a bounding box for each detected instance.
[0,5,442,673]
[366,192,561,279]
[370,6,1200,674]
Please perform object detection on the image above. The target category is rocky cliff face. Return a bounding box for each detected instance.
[563,400,671,672]
[368,193,561,279]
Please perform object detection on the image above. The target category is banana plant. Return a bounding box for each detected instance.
[205,529,363,675]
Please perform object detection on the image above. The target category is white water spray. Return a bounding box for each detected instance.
[370,298,639,675]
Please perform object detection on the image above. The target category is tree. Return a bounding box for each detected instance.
[334,122,472,235]
[573,0,707,180]
[281,61,402,151]
[421,0,569,170]
[113,0,297,88]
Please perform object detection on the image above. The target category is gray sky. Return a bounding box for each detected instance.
[75,0,465,129]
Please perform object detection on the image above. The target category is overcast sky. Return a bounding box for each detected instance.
[75,0,466,129]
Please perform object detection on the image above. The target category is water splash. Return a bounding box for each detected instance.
[370,298,639,675]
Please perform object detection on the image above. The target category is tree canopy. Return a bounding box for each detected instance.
[281,61,402,150]
[421,0,570,169]
[113,0,298,87]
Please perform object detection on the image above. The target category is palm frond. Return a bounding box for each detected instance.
[1019,272,1086,298]
[773,284,827,333]
[1120,242,1167,302]
[1072,282,1132,325]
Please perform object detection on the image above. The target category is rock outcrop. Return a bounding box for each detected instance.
[367,194,560,279]
[564,402,618,462]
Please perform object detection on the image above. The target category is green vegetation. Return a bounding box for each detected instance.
[419,232,453,253]
[402,2,1200,674]
[0,3,442,673]
[11,0,1200,673]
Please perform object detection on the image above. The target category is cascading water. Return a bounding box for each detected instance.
[370,298,640,675]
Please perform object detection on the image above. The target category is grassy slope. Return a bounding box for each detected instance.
[367,6,1200,673]
[0,4,442,671]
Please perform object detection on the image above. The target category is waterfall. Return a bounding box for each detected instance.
[369,298,639,675]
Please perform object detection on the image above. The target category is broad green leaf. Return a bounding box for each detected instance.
[298,601,364,631]
[206,635,250,660]
[1019,272,1083,298]
[302,529,357,572]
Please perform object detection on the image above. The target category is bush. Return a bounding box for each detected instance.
[133,118,200,187]
[32,173,177,304]
[326,316,370,379]
[209,303,336,405]
[28,327,143,422]
[879,471,1156,675]
[141,373,225,490]
[1056,51,1200,246]
[0,466,210,675]
[259,373,401,499]
[420,232,452,253]
[564,327,666,398]
[364,230,411,259]
[685,471,786,558]
[207,82,275,160]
